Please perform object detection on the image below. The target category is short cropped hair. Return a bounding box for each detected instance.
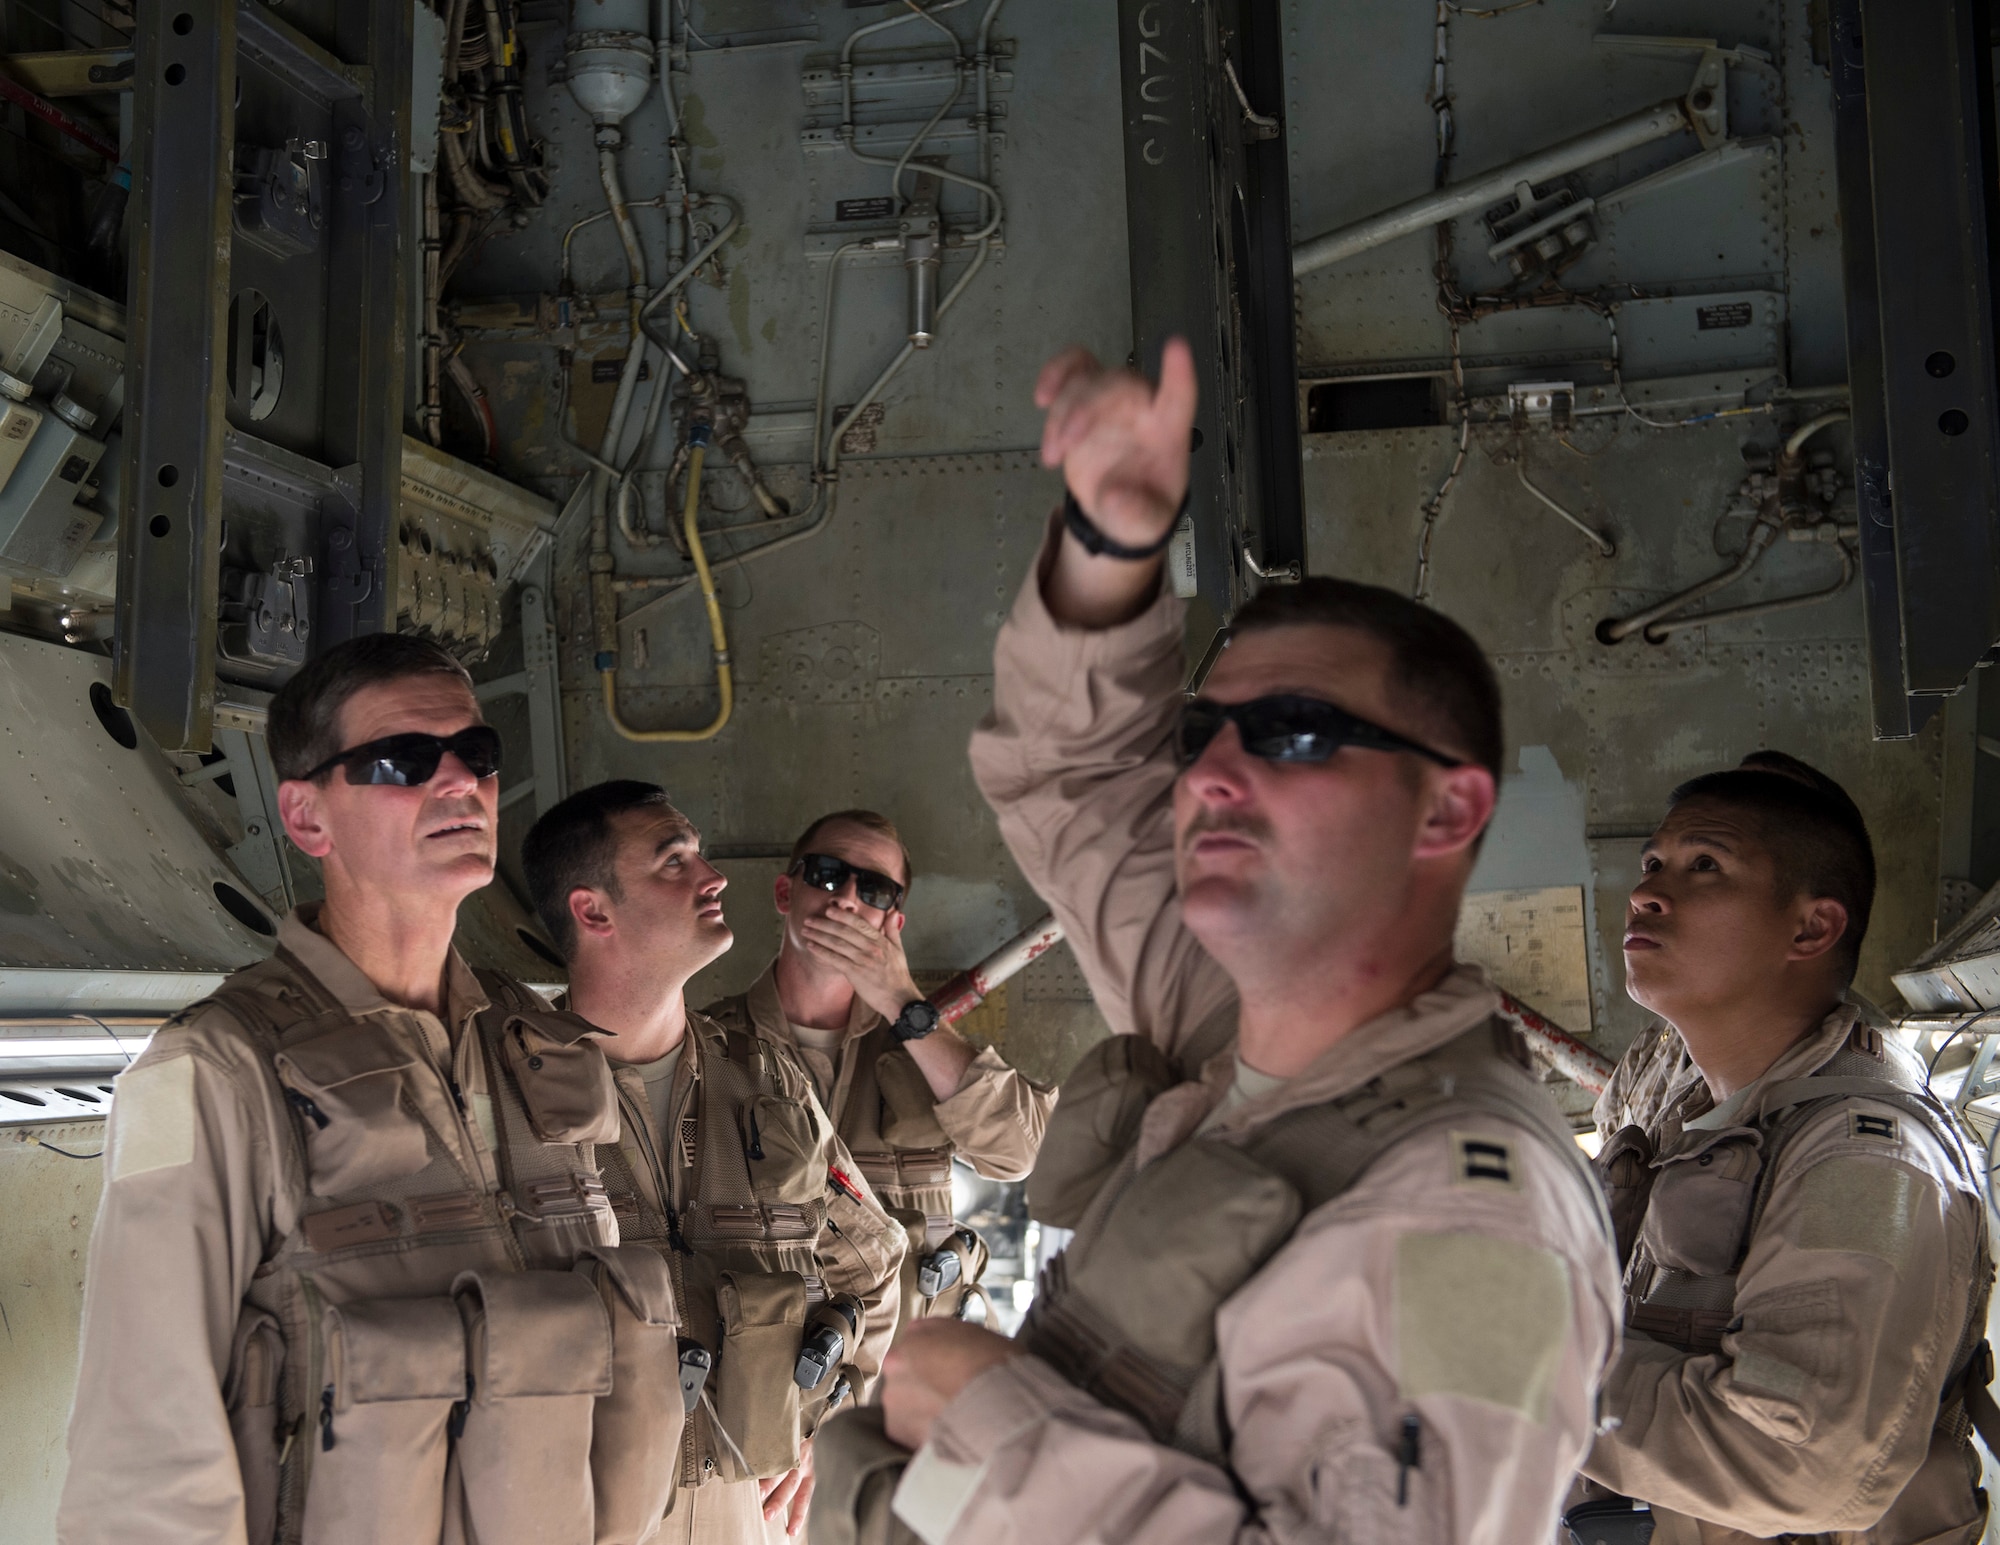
[523,781,681,958]
[1666,751,1876,984]
[1229,579,1504,778]
[268,634,474,781]
[788,809,912,890]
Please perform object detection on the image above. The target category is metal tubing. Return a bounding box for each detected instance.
[1516,458,1614,556]
[1293,100,1691,278]
[1642,542,1856,641]
[1785,408,1851,459]
[1599,519,1780,642]
[600,441,735,742]
[928,915,1066,1027]
[1495,990,1615,1094]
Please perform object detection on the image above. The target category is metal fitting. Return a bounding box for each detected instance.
[902,200,941,348]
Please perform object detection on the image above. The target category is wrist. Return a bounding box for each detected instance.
[890,998,941,1043]
[1062,487,1182,561]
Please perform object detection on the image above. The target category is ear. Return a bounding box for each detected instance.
[890,909,907,937]
[569,886,617,945]
[1412,764,1498,861]
[277,778,334,860]
[1788,896,1849,967]
[773,872,794,917]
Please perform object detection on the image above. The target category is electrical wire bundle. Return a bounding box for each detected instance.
[421,0,547,456]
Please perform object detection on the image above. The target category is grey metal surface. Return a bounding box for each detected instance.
[1838,0,2000,720]
[0,1118,107,1545]
[115,0,235,750]
[0,629,274,978]
[1304,419,1936,1048]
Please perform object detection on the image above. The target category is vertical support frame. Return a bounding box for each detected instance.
[1836,0,2000,734]
[1226,0,1304,581]
[115,0,236,750]
[1118,0,1236,621]
[1116,0,1305,623]
[319,0,411,647]
[1829,0,1914,738]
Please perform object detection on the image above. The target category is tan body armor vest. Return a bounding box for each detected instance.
[812,1017,1610,1545]
[706,1001,989,1324]
[1599,1024,1996,1542]
[212,953,685,1545]
[596,1010,881,1488]
[1021,1017,1609,1462]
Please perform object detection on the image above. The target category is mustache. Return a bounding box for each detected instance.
[1181,809,1273,847]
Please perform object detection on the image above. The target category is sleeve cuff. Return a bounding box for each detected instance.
[1006,509,1185,664]
[927,1353,1076,1464]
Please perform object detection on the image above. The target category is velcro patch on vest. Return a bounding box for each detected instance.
[109,1055,196,1181]
[1395,1233,1571,1421]
[1848,1111,1901,1143]
[302,1200,402,1251]
[1450,1131,1520,1190]
[1798,1158,1919,1265]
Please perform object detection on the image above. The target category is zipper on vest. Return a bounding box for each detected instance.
[621,1071,691,1253]
[286,1089,330,1130]
[1395,1413,1421,1505]
[319,1386,335,1451]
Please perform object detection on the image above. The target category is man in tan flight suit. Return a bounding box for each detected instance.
[61,635,686,1545]
[523,780,908,1543]
[703,809,1053,1323]
[810,340,1621,1545]
[1577,752,1993,1545]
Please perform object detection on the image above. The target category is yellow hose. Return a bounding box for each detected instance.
[601,442,734,742]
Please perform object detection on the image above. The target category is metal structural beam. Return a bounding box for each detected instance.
[115,0,235,751]
[1833,0,2000,736]
[320,0,411,647]
[1115,0,1303,619]
[115,1,412,748]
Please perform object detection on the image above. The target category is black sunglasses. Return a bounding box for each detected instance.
[303,726,504,787]
[1174,694,1463,771]
[792,852,905,912]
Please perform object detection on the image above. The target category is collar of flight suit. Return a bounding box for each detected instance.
[277,901,491,1028]
[745,955,885,1127]
[1137,962,1504,1163]
[745,955,886,1048]
[1667,1001,1864,1140]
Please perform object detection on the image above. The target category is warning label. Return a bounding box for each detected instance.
[836,197,895,223]
[1696,301,1755,331]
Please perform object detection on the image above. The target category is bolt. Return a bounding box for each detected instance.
[343,126,364,150]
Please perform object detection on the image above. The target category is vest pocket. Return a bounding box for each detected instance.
[749,1095,827,1205]
[713,1269,807,1480]
[499,1013,622,1145]
[452,1268,614,1545]
[223,1306,285,1545]
[575,1245,686,1545]
[304,1294,467,1545]
[275,1023,433,1196]
[1641,1137,1762,1277]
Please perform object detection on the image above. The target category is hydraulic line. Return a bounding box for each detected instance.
[1599,408,1853,643]
[600,430,734,743]
[1641,540,1855,642]
[611,0,1006,625]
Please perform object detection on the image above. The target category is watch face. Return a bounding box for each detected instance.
[902,1001,940,1036]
